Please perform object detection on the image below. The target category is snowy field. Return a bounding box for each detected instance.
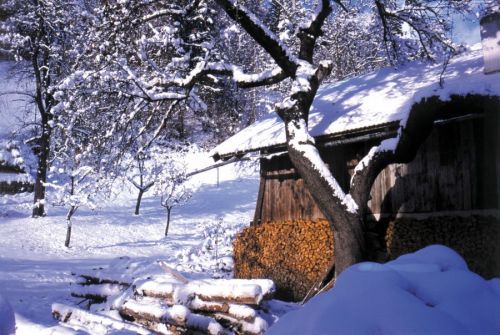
[0,161,260,333]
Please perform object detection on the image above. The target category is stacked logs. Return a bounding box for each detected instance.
[386,215,500,278]
[118,278,274,335]
[233,220,333,302]
[56,269,276,335]
[71,273,129,308]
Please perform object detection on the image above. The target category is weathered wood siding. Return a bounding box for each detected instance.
[255,111,499,223]
[369,114,499,215]
[257,141,376,223]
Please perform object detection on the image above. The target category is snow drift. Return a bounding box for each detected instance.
[268,245,500,335]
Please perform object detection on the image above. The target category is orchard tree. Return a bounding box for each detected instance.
[157,158,192,237]
[47,154,111,248]
[127,152,156,216]
[0,0,89,217]
[57,0,475,277]
[164,0,473,276]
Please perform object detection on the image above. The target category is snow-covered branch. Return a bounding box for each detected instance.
[214,0,298,75]
[298,0,332,62]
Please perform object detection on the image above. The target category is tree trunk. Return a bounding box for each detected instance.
[65,219,72,248]
[32,127,50,217]
[65,205,77,247]
[286,142,365,276]
[164,207,172,236]
[135,190,144,215]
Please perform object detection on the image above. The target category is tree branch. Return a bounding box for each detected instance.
[214,0,298,76]
[298,0,332,62]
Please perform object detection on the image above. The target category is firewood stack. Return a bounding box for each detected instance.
[386,215,500,278]
[71,273,130,308]
[233,220,334,301]
[55,262,276,335]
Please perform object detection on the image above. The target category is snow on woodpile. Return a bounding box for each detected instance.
[60,257,281,334]
[211,48,500,158]
[267,245,500,335]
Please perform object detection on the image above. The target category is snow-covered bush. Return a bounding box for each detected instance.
[0,294,15,335]
[268,245,500,335]
[47,157,113,247]
[175,218,241,278]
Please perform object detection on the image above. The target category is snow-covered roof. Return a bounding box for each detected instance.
[211,48,500,159]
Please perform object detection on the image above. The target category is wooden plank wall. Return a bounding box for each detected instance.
[369,115,498,215]
[258,141,376,223]
[256,111,499,223]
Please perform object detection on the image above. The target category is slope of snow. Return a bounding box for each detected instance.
[0,293,15,335]
[211,48,500,158]
[0,159,259,332]
[268,245,500,335]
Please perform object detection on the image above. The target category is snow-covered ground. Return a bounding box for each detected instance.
[269,245,500,335]
[0,160,260,333]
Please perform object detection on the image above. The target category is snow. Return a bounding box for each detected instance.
[0,156,259,332]
[0,294,15,335]
[227,303,256,320]
[211,48,500,158]
[268,245,500,335]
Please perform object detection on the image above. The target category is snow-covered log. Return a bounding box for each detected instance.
[52,303,152,334]
[71,283,126,302]
[186,279,275,306]
[213,313,268,335]
[77,273,131,287]
[65,261,276,334]
[119,298,230,335]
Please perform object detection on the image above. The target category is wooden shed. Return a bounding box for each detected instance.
[211,48,500,299]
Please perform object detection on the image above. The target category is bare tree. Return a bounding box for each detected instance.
[128,153,155,215]
[159,168,192,237]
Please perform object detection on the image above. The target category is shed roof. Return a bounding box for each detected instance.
[211,48,500,160]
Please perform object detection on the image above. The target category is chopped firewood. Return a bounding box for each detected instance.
[52,303,153,334]
[233,219,333,301]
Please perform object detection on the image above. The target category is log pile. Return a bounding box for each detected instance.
[118,277,274,335]
[57,263,277,335]
[386,215,500,278]
[233,220,333,301]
